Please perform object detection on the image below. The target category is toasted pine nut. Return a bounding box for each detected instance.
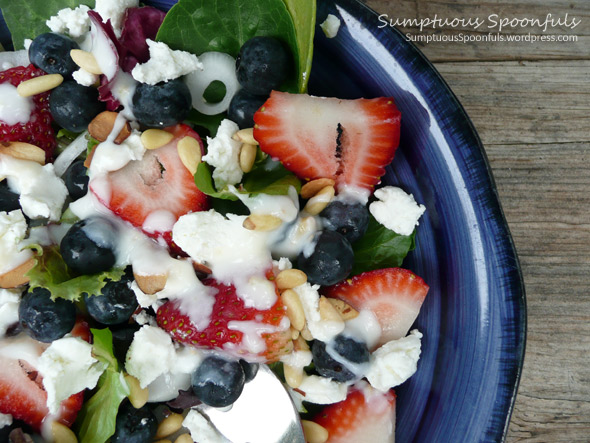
[16,73,63,97]
[318,296,344,323]
[276,269,307,290]
[243,214,283,231]
[70,49,103,74]
[302,420,329,443]
[177,136,202,175]
[0,257,36,289]
[0,141,45,164]
[133,272,167,295]
[51,421,78,443]
[291,327,300,340]
[88,111,131,144]
[239,142,257,173]
[327,298,359,320]
[300,178,336,199]
[303,185,335,215]
[281,289,306,331]
[284,364,304,389]
[174,434,193,443]
[125,374,149,408]
[141,128,174,150]
[300,324,313,341]
[156,412,184,439]
[155,440,173,443]
[232,128,258,145]
[293,335,310,352]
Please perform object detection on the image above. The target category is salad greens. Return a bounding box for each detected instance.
[351,216,416,275]
[75,329,130,443]
[155,0,312,92]
[195,151,301,200]
[26,246,125,302]
[0,0,94,50]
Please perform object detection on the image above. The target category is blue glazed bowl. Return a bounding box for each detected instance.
[0,0,526,441]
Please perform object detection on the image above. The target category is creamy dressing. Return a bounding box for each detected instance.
[0,83,32,125]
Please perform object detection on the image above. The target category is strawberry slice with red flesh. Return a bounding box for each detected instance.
[156,277,293,362]
[253,91,401,192]
[0,337,84,431]
[322,268,428,347]
[0,64,57,161]
[313,385,396,443]
[91,124,208,236]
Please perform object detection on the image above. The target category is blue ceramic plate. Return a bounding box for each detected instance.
[0,0,526,441]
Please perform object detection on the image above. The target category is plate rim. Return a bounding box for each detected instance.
[327,0,527,440]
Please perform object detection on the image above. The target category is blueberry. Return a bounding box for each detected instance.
[84,274,137,325]
[112,401,157,443]
[239,359,259,382]
[50,81,105,132]
[228,89,267,129]
[0,180,20,212]
[29,33,79,77]
[132,78,192,128]
[18,287,76,343]
[320,201,370,243]
[191,355,245,407]
[297,230,354,286]
[311,334,370,382]
[236,37,291,95]
[64,160,89,200]
[60,216,118,275]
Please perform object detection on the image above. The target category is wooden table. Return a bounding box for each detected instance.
[366,1,590,441]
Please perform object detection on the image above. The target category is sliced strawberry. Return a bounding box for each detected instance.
[322,268,428,347]
[0,337,83,431]
[91,124,208,237]
[0,64,57,161]
[313,384,396,443]
[253,91,401,193]
[156,276,293,362]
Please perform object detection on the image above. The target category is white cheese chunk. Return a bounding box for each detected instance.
[131,39,203,85]
[320,14,341,38]
[37,337,106,414]
[46,5,91,38]
[369,186,426,236]
[183,409,230,443]
[125,325,176,388]
[0,210,33,275]
[202,119,243,189]
[366,329,423,392]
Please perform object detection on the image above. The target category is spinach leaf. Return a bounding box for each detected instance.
[282,0,316,92]
[351,216,416,275]
[26,245,125,302]
[186,109,225,138]
[0,0,94,50]
[75,328,129,443]
[156,0,299,91]
[194,152,301,201]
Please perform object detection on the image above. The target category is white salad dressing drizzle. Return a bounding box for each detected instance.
[0,83,32,125]
[89,19,118,80]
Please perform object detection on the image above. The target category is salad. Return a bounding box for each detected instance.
[0,0,429,442]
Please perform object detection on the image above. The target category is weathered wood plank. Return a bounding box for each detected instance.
[363,2,590,442]
[366,0,589,61]
[433,61,590,145]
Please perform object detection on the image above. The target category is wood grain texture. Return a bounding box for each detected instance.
[365,0,590,441]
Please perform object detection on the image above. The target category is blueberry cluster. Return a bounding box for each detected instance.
[298,201,369,286]
[229,37,292,128]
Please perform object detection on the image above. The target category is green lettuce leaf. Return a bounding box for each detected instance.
[351,216,416,275]
[75,328,129,443]
[281,0,316,92]
[0,0,94,50]
[195,153,301,201]
[26,246,125,302]
[156,0,299,92]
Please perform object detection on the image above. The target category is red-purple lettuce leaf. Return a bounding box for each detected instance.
[119,6,166,73]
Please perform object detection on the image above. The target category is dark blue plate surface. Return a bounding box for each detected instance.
[0,1,525,441]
